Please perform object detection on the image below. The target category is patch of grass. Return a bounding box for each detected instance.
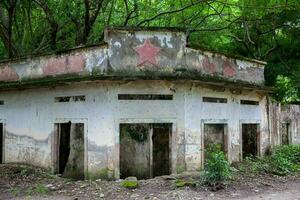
[34,184,49,195]
[7,186,21,197]
[25,187,34,196]
[20,167,30,177]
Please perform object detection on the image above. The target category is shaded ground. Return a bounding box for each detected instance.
[0,164,299,200]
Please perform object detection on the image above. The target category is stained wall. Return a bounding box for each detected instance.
[0,80,268,178]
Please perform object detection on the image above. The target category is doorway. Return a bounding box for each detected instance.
[152,124,171,177]
[204,124,227,151]
[120,123,172,179]
[0,123,3,164]
[54,122,85,179]
[281,122,290,145]
[242,124,260,158]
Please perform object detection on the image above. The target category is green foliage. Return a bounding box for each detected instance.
[242,145,300,175]
[203,144,232,186]
[34,184,49,195]
[274,76,300,103]
[270,145,300,175]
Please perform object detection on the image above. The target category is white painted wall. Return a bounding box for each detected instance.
[0,80,268,178]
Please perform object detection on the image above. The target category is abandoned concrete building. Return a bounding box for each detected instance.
[0,27,299,180]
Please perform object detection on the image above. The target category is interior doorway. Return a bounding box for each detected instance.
[0,123,3,164]
[152,124,171,177]
[281,122,290,145]
[120,123,172,179]
[204,124,227,151]
[54,122,85,180]
[242,123,260,158]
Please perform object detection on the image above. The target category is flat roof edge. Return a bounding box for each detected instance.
[105,26,187,33]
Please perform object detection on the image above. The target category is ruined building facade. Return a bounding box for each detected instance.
[0,27,299,179]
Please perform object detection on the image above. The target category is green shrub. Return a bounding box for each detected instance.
[243,145,300,175]
[204,144,232,186]
[270,145,300,175]
[272,145,300,164]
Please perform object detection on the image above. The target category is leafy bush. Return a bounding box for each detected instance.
[243,145,300,175]
[272,145,300,164]
[270,145,300,175]
[203,144,232,186]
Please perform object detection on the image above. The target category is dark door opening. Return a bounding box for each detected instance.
[282,123,290,145]
[55,122,84,180]
[242,124,259,158]
[120,124,150,179]
[58,123,71,175]
[120,123,172,179]
[0,123,3,164]
[204,124,227,160]
[152,123,171,177]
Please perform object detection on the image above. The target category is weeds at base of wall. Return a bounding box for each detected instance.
[0,164,54,180]
[237,145,300,176]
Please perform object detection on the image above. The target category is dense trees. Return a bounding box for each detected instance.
[0,0,299,102]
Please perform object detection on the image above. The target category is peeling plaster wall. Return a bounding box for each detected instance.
[0,80,268,178]
[0,28,265,88]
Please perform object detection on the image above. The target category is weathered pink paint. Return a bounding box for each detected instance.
[202,57,216,74]
[66,55,85,73]
[134,39,161,66]
[43,55,85,76]
[0,65,19,81]
[43,57,66,76]
[223,60,236,77]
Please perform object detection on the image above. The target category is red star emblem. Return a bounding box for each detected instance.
[134,39,161,66]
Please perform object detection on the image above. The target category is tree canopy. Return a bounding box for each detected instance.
[0,0,299,102]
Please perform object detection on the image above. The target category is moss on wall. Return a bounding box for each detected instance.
[87,168,115,180]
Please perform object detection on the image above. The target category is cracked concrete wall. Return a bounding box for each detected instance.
[0,27,265,88]
[0,80,268,179]
[269,103,300,145]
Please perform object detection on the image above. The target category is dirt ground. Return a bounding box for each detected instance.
[0,164,300,200]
